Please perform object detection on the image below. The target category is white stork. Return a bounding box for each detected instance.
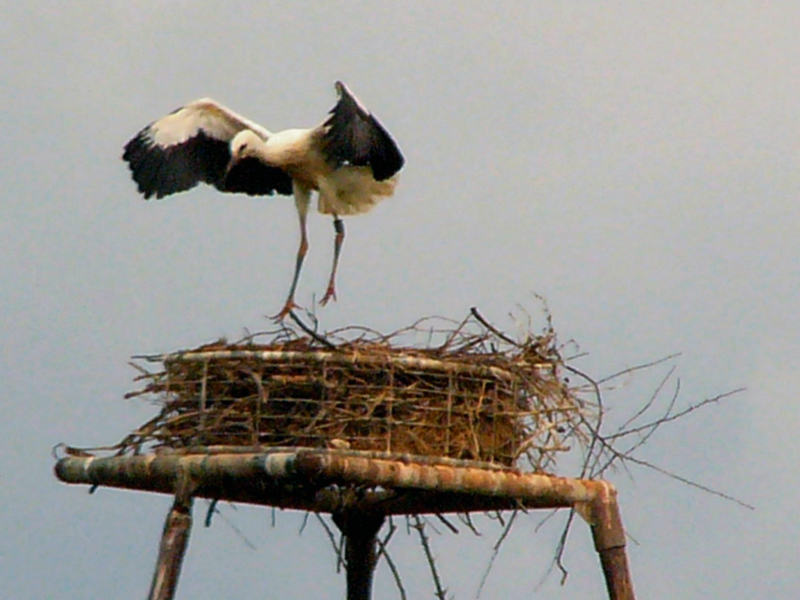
[122,81,404,319]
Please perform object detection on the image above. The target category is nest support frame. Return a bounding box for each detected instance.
[56,319,636,600]
[55,448,635,600]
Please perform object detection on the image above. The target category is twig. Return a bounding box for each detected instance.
[593,388,745,484]
[476,509,518,598]
[457,512,482,536]
[470,307,518,347]
[438,313,472,352]
[590,375,682,479]
[619,454,754,509]
[616,378,682,459]
[596,353,681,386]
[614,365,678,434]
[375,519,407,600]
[554,509,576,584]
[299,511,310,535]
[533,508,559,534]
[205,502,257,550]
[535,508,576,589]
[610,387,744,442]
[485,510,505,527]
[289,310,336,349]
[563,364,604,479]
[434,514,459,534]
[412,516,448,600]
[315,513,346,572]
[204,498,219,527]
[374,517,397,561]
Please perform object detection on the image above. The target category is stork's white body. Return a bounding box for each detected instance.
[231,127,397,217]
[122,81,404,318]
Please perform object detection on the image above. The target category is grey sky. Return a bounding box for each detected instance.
[2,2,799,598]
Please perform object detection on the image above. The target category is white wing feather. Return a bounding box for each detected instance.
[148,98,273,148]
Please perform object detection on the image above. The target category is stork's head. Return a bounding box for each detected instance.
[230,129,264,161]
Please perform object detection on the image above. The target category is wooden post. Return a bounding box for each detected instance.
[589,482,636,600]
[332,509,386,600]
[148,468,196,600]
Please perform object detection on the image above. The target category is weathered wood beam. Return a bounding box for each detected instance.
[587,482,636,600]
[148,467,196,600]
[55,451,601,514]
[157,348,553,381]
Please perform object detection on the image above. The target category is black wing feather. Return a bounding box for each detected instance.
[123,129,231,199]
[223,156,294,196]
[321,84,405,181]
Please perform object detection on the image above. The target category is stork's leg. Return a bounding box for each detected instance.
[273,187,311,321]
[320,216,344,306]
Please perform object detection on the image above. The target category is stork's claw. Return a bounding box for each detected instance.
[271,298,301,321]
[320,285,337,306]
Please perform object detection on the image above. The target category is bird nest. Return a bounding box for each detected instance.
[116,312,594,472]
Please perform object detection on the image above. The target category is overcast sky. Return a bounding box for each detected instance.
[2,2,799,598]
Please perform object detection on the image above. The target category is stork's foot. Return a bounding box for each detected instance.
[320,284,337,306]
[271,298,301,321]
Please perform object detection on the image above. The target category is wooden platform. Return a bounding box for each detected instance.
[55,447,635,600]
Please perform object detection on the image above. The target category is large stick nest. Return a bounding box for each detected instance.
[119,311,594,472]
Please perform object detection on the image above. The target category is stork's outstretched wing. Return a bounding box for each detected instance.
[320,81,405,182]
[123,99,291,199]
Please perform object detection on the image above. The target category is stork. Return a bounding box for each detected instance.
[122,81,404,319]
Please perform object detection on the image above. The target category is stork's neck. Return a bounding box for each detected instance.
[262,128,315,165]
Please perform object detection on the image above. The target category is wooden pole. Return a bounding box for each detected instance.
[332,509,385,600]
[588,482,636,600]
[148,468,196,600]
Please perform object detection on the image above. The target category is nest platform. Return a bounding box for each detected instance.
[54,313,634,600]
[114,316,590,472]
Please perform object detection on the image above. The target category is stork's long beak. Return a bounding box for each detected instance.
[222,156,238,185]
[224,157,236,177]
